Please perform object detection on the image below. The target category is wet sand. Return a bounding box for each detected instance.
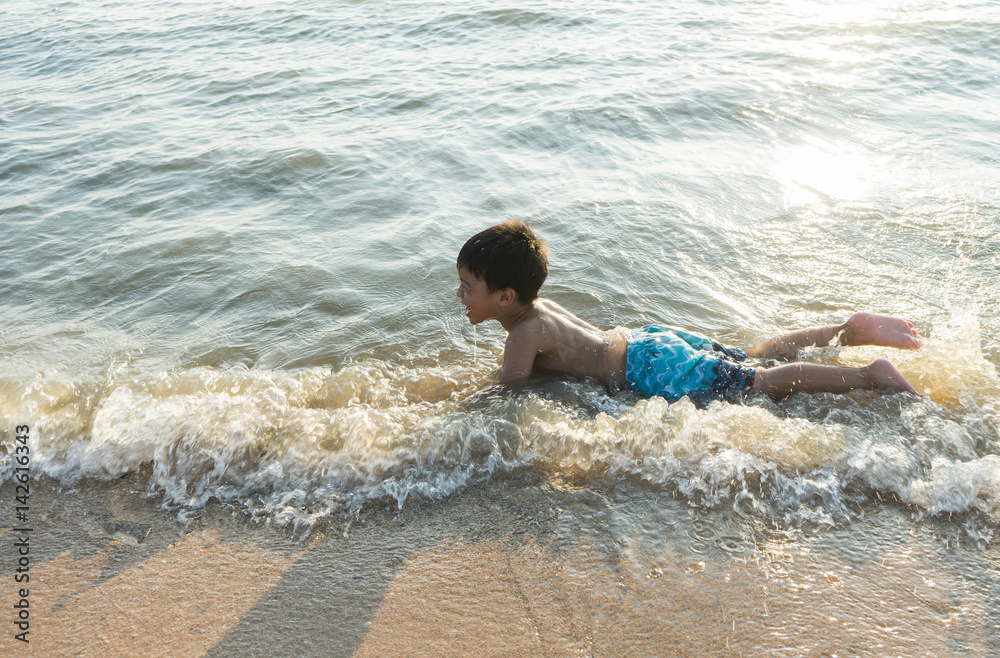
[2,474,999,656]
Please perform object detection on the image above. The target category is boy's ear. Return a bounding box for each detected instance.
[497,288,518,306]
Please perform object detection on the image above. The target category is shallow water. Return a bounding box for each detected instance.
[2,0,1000,552]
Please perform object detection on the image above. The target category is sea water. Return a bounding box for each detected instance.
[2,0,999,552]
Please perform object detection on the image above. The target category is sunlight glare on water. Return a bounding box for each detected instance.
[774,142,872,206]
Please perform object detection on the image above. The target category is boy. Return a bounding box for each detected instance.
[456,220,921,402]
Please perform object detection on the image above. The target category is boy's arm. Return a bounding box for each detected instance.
[497,327,540,386]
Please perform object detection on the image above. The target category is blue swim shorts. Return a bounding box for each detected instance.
[625,325,756,403]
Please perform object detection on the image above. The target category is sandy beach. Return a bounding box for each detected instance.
[3,473,998,656]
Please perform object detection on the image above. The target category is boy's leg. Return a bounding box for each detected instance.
[752,359,917,398]
[747,312,923,361]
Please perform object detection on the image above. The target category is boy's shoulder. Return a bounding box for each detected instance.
[502,299,560,347]
[504,299,546,337]
[505,298,568,332]
[532,297,572,319]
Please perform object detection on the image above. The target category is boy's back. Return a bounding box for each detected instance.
[497,298,628,388]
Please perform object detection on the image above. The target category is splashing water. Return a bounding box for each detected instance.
[0,311,996,539]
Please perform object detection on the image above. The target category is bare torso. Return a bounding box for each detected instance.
[502,299,628,390]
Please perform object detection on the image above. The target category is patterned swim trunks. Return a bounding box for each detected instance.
[625,325,756,403]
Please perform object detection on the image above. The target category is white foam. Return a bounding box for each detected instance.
[1,315,998,537]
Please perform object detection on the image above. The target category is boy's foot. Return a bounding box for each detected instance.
[866,359,918,395]
[840,312,924,350]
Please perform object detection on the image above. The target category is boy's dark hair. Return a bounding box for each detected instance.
[457,220,549,303]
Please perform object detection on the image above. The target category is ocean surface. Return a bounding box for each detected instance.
[3,0,999,561]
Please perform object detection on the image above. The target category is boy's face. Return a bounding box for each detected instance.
[456,267,502,325]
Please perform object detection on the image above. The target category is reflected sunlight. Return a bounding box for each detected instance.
[773,144,871,206]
